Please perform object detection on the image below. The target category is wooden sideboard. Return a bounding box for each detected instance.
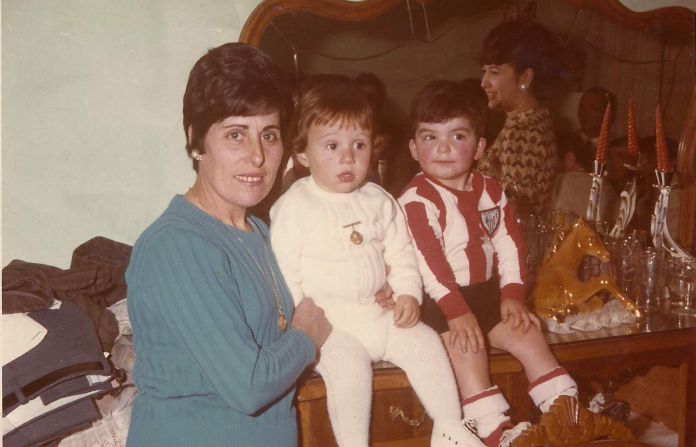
[296,312,696,447]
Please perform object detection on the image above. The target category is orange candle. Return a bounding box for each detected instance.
[626,98,639,167]
[595,101,611,164]
[655,106,672,173]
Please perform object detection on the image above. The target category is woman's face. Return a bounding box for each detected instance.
[195,112,283,213]
[481,63,527,113]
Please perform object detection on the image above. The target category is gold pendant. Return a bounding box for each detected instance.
[277,313,288,331]
[343,221,363,245]
[350,230,363,245]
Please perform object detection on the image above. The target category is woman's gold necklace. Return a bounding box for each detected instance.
[186,192,287,331]
[236,219,288,332]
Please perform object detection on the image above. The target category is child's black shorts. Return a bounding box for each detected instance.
[421,279,502,337]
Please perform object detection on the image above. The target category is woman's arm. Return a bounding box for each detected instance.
[135,229,316,415]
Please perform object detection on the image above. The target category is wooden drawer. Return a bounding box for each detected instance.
[296,363,432,447]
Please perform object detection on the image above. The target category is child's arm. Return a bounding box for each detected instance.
[398,190,484,353]
[486,179,536,330]
[500,298,541,332]
[446,314,485,353]
[269,193,306,306]
[393,295,420,328]
[399,192,468,318]
[380,192,423,305]
[488,180,528,304]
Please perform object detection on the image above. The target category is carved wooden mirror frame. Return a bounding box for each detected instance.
[240,0,696,251]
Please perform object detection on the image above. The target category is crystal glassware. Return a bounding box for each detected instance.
[635,247,663,313]
[672,260,696,316]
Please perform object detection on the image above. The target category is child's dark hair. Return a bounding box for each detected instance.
[409,80,486,137]
[289,79,374,154]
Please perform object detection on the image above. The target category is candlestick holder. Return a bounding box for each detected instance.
[650,172,693,259]
[585,160,605,225]
[609,99,640,239]
[609,166,638,240]
[648,106,693,262]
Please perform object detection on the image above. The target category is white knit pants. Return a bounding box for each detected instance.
[315,311,461,447]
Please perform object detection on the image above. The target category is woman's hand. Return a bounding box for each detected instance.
[375,284,395,310]
[292,298,332,349]
[500,299,541,332]
[393,295,420,328]
[447,313,485,353]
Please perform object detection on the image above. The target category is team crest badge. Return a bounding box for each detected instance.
[480,206,501,237]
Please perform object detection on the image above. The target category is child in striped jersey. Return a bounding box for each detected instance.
[399,80,577,447]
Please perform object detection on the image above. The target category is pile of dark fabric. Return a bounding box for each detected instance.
[2,237,132,446]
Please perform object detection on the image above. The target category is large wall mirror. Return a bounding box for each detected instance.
[241,0,695,251]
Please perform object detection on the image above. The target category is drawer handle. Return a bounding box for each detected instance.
[389,405,426,427]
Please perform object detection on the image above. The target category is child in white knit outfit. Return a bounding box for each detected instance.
[270,80,483,447]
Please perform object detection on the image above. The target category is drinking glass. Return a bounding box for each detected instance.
[614,235,642,297]
[635,247,662,313]
[672,260,696,316]
[666,257,686,308]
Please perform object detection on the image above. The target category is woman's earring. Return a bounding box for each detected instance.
[520,84,528,91]
[191,149,202,161]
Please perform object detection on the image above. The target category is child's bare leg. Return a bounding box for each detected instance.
[446,329,526,447]
[488,320,557,382]
[441,332,492,399]
[315,330,373,447]
[489,320,577,412]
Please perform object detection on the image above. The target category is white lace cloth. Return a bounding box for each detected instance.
[58,334,137,447]
[57,386,136,447]
[545,300,637,333]
[108,299,131,336]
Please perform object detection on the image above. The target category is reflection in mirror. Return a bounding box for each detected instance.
[242,0,695,251]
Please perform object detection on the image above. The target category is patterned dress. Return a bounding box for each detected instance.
[477,106,557,216]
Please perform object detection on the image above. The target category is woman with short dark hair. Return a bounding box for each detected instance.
[125,43,332,446]
[477,19,564,218]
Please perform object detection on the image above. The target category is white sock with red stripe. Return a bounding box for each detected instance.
[528,366,578,413]
[461,386,513,447]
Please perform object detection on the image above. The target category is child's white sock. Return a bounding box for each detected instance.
[528,366,578,413]
[462,386,513,447]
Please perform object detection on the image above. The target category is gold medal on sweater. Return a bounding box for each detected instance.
[343,221,363,245]
[350,230,363,245]
[277,313,288,331]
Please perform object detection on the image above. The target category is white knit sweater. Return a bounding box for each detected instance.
[270,177,422,324]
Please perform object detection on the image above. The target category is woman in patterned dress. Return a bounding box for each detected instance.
[477,19,564,218]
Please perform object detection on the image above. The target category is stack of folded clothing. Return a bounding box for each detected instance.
[3,301,119,447]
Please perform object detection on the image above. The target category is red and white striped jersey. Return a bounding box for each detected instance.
[398,172,528,320]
